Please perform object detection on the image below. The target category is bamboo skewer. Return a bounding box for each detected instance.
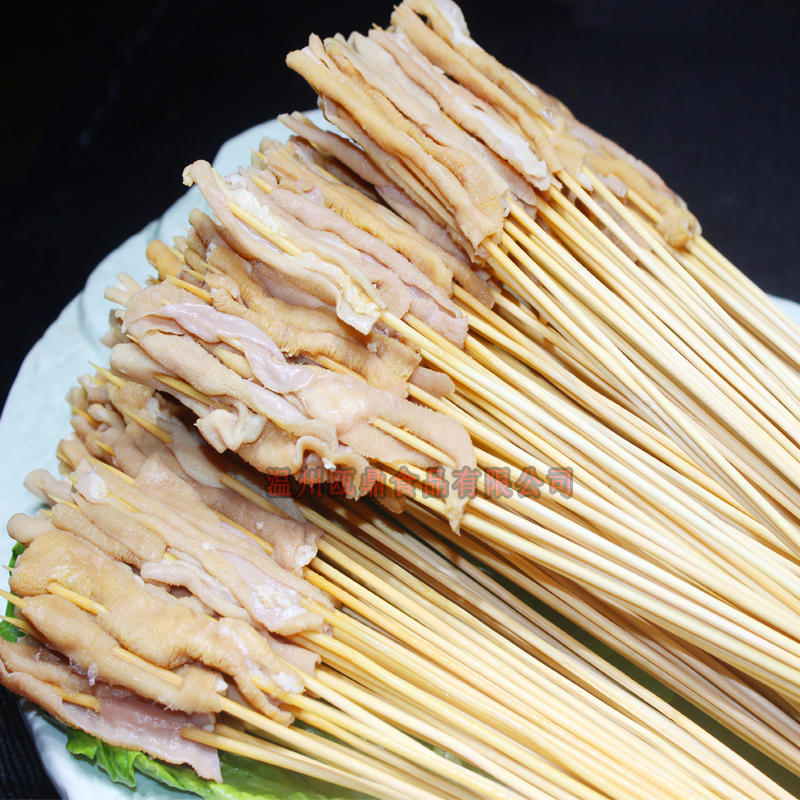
[394,316,793,604]
[309,499,780,800]
[393,498,800,783]
[31,412,800,792]
[185,724,452,800]
[10,429,797,799]
[140,226,800,712]
[402,486,800,700]
[486,228,800,541]
[523,192,800,513]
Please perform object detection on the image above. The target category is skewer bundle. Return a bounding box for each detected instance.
[7,372,791,800]
[264,0,800,763]
[119,120,800,773]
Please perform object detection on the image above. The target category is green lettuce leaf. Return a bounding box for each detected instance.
[66,727,374,800]
[0,542,26,643]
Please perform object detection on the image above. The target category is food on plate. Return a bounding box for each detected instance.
[7,0,800,797]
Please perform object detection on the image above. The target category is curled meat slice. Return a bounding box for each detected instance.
[395,0,585,178]
[20,594,221,714]
[6,513,56,545]
[73,458,332,633]
[566,116,700,247]
[94,420,320,573]
[12,530,309,722]
[0,639,221,782]
[365,27,549,194]
[287,36,505,252]
[278,112,475,262]
[184,160,382,334]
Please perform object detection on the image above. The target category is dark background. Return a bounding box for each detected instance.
[1,0,799,797]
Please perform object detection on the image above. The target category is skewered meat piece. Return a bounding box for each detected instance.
[186,159,470,347]
[19,593,222,714]
[0,639,222,781]
[11,529,310,722]
[109,280,475,528]
[72,457,332,634]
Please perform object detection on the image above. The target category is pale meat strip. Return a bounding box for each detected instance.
[263,138,454,290]
[6,513,55,545]
[252,182,469,347]
[320,95,476,257]
[277,112,475,261]
[115,285,473,525]
[19,593,221,714]
[75,458,332,634]
[566,116,700,247]
[123,312,336,446]
[190,207,424,387]
[409,365,456,398]
[184,160,381,335]
[12,530,307,722]
[99,422,320,574]
[23,467,72,505]
[364,27,549,195]
[0,639,221,782]
[265,180,459,317]
[131,456,329,605]
[57,433,91,475]
[335,32,513,204]
[120,292,388,478]
[287,37,503,252]
[207,270,408,398]
[108,340,371,483]
[324,35,507,244]
[228,168,395,318]
[396,0,585,177]
[273,125,494,303]
[120,284,466,482]
[51,500,147,567]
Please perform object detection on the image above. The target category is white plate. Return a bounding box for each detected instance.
[0,111,335,800]
[4,110,800,798]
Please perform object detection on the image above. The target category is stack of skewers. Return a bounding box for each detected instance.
[5,0,800,797]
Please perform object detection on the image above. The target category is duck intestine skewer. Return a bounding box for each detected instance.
[284,0,800,544]
[108,271,476,530]
[6,372,797,799]
[114,222,800,716]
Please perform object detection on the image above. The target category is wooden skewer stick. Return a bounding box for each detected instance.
[302,511,733,800]
[523,191,800,485]
[184,724,456,800]
[109,646,183,686]
[486,228,798,540]
[87,360,800,692]
[56,688,101,712]
[285,704,475,800]
[36,386,800,792]
[219,692,520,800]
[97,314,800,688]
[47,583,106,615]
[399,483,800,699]
[3,615,37,637]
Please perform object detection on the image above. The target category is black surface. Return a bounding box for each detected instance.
[2,1,799,797]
